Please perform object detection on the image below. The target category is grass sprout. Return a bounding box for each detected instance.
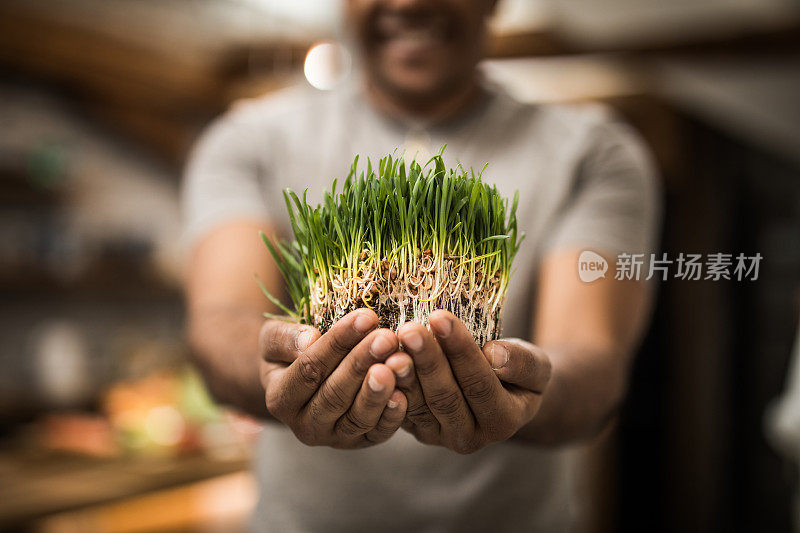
[259,147,524,345]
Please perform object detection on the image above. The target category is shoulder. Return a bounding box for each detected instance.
[486,82,645,163]
[209,84,335,133]
[498,91,659,200]
[533,100,653,177]
[542,103,660,216]
[536,100,637,151]
[188,84,341,164]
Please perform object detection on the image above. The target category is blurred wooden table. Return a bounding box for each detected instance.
[0,449,248,529]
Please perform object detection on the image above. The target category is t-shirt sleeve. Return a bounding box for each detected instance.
[181,109,273,248]
[544,118,662,256]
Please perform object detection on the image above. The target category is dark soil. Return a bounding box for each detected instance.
[315,299,503,346]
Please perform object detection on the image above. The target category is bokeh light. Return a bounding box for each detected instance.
[303,42,351,91]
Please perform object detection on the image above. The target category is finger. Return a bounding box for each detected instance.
[482,339,551,394]
[400,419,440,446]
[261,360,291,419]
[278,309,378,414]
[385,352,440,436]
[335,364,395,439]
[365,389,407,444]
[398,322,474,434]
[384,352,415,387]
[483,339,551,421]
[260,360,286,390]
[429,310,506,422]
[259,319,320,364]
[304,328,398,425]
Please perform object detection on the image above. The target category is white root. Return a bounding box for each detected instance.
[312,254,505,345]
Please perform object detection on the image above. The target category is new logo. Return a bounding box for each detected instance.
[578,250,608,282]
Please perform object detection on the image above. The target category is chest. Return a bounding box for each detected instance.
[258,112,583,337]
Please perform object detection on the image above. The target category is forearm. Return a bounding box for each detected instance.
[513,345,628,446]
[187,305,273,419]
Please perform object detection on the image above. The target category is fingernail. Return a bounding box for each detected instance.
[387,398,399,409]
[296,329,315,351]
[368,374,385,392]
[370,334,393,359]
[397,363,412,378]
[354,312,375,334]
[431,316,452,338]
[489,344,509,369]
[402,330,423,352]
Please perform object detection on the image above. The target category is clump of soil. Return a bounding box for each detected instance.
[312,249,505,346]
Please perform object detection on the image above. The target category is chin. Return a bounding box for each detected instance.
[385,75,445,101]
[375,62,459,103]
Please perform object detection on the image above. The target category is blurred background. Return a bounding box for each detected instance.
[1,0,799,531]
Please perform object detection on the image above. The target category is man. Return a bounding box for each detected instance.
[183,0,660,531]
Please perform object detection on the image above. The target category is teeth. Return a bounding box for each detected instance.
[391,26,443,46]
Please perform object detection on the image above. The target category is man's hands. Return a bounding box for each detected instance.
[259,309,408,449]
[388,310,552,454]
[260,308,551,453]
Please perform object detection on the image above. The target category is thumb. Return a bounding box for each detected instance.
[259,319,320,364]
[482,339,551,394]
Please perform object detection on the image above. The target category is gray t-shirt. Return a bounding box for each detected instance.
[182,79,660,533]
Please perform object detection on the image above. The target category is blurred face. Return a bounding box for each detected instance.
[346,0,496,104]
